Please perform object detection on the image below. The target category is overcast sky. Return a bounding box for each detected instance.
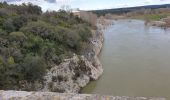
[1,0,170,11]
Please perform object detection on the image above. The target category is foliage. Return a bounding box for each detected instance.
[131,13,170,21]
[93,4,170,16]
[0,2,93,90]
[23,55,47,82]
[7,56,15,65]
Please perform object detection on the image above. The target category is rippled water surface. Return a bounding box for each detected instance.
[82,19,170,99]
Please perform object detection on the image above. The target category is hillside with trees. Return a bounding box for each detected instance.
[92,4,170,28]
[0,2,95,90]
[92,4,170,16]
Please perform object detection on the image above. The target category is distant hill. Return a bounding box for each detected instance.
[92,4,170,16]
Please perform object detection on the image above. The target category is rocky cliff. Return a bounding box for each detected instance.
[41,30,104,93]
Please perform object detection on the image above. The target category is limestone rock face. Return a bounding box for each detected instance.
[42,55,103,93]
[42,30,104,93]
[91,31,104,56]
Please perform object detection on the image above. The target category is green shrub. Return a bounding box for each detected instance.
[7,56,15,65]
[20,21,57,40]
[0,29,7,35]
[23,55,47,82]
[0,57,3,65]
[2,18,16,33]
[9,32,27,41]
[12,15,28,31]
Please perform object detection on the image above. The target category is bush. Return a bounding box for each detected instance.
[9,32,27,41]
[7,56,15,65]
[12,15,28,31]
[23,35,43,53]
[2,18,16,33]
[59,28,81,50]
[23,55,47,82]
[20,21,57,40]
[0,56,3,65]
[0,29,7,35]
[12,49,23,63]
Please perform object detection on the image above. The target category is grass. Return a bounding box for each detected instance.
[131,13,170,21]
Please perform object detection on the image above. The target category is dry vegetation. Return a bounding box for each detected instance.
[127,8,170,20]
[126,8,170,28]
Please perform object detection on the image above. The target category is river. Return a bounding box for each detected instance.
[82,19,170,99]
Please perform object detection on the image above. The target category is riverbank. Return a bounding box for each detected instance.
[127,13,170,28]
[144,17,170,28]
[41,29,104,93]
[0,90,166,100]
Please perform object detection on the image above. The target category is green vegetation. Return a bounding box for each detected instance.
[132,13,170,21]
[126,8,170,21]
[0,2,93,90]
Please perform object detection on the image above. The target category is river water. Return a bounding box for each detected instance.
[82,19,170,99]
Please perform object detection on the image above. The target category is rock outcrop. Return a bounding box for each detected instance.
[41,30,104,93]
[0,90,166,100]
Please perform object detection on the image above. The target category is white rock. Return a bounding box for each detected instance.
[41,30,104,93]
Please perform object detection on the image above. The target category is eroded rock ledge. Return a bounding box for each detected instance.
[41,30,104,93]
[0,90,166,100]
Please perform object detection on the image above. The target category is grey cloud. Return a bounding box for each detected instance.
[44,0,56,3]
